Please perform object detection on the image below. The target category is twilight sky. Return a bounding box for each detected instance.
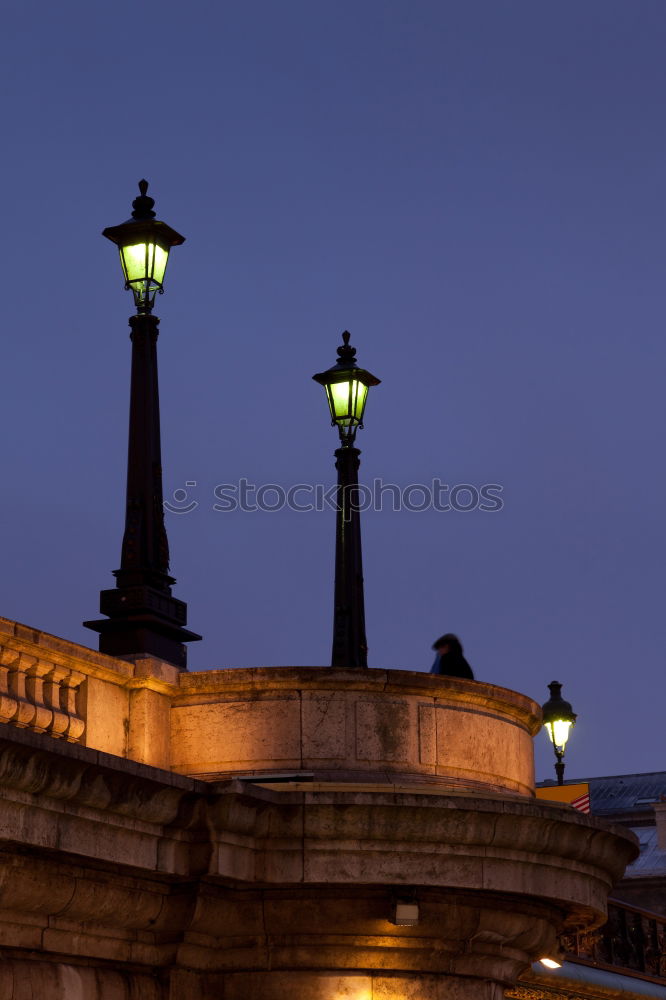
[0,1,664,783]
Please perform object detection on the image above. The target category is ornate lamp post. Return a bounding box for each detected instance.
[84,181,201,669]
[313,332,380,668]
[541,681,577,785]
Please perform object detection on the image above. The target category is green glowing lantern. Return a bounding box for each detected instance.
[313,332,380,444]
[103,180,184,313]
[542,681,577,752]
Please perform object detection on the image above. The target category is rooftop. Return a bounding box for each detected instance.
[626,825,666,877]
[539,771,666,817]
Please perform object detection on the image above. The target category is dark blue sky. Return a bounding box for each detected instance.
[1,1,664,782]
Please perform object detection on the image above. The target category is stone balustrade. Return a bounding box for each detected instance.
[0,645,85,742]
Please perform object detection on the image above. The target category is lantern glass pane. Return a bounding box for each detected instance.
[544,719,572,749]
[120,242,169,287]
[329,381,352,424]
[352,381,368,422]
[329,379,368,426]
[121,244,147,284]
[151,244,169,285]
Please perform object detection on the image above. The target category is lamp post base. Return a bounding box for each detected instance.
[84,585,201,669]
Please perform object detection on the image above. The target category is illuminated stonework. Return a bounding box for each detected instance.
[0,617,638,1000]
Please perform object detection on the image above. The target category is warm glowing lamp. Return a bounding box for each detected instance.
[541,681,577,785]
[313,331,380,444]
[103,179,184,313]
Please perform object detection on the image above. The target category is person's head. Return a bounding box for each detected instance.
[432,633,463,657]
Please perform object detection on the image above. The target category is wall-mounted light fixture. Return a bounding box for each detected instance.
[391,899,419,926]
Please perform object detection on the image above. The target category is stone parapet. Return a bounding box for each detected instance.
[0,620,542,797]
[0,617,180,766]
[0,624,90,744]
[171,666,540,795]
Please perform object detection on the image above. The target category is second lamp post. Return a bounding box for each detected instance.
[313,332,380,669]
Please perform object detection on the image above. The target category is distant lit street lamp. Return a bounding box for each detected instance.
[85,181,201,668]
[541,681,577,785]
[313,332,380,668]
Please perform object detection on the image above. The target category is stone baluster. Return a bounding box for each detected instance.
[44,666,70,738]
[9,653,39,728]
[0,649,20,725]
[24,660,53,733]
[62,671,86,743]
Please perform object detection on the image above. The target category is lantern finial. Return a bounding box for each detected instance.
[337,330,356,365]
[131,179,156,220]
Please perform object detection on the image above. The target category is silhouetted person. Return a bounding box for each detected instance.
[429,633,474,679]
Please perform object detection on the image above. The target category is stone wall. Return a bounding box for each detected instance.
[0,723,638,1000]
[0,617,640,999]
[171,666,539,794]
[0,618,541,796]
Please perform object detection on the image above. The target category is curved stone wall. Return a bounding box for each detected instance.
[0,726,636,1000]
[171,667,541,795]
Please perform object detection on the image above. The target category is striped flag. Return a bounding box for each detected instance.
[536,782,591,813]
[570,790,590,813]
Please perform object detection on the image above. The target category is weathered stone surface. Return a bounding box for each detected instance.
[127,687,170,768]
[0,961,162,1000]
[302,690,348,759]
[84,675,129,756]
[216,971,506,1000]
[173,696,303,773]
[171,667,539,793]
[0,622,641,999]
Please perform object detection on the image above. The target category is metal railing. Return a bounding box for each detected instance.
[563,899,666,981]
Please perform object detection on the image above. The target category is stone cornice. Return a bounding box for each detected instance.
[0,725,636,923]
[0,723,640,992]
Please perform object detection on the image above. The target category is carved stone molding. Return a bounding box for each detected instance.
[0,645,85,743]
[0,725,638,989]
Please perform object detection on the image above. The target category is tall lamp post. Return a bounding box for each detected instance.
[84,181,201,669]
[313,332,380,668]
[541,681,577,785]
